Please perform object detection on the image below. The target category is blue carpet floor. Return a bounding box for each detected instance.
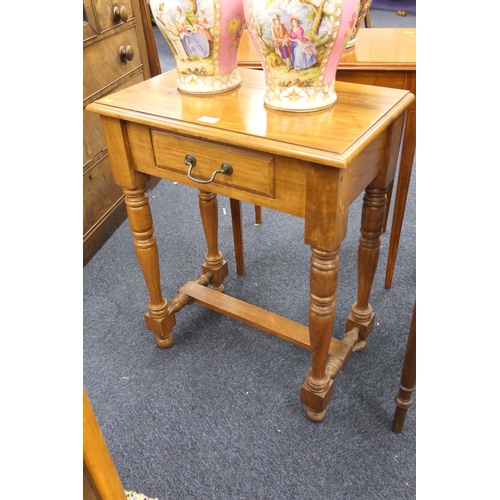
[371,0,416,12]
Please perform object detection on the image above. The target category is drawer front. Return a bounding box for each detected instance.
[151,132,276,198]
[94,0,135,33]
[84,154,124,235]
[83,25,143,100]
[83,0,99,41]
[84,72,145,167]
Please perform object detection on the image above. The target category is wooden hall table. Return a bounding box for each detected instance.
[87,68,414,422]
[238,28,416,288]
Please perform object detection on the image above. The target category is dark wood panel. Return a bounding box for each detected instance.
[84,72,145,167]
[84,154,125,235]
[84,0,157,266]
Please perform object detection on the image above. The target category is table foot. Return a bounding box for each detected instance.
[155,333,174,349]
[300,370,334,423]
[305,408,327,423]
[202,261,228,293]
[146,273,213,347]
[346,304,376,350]
[144,298,176,348]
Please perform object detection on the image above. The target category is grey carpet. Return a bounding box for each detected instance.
[370,1,416,13]
[84,9,416,500]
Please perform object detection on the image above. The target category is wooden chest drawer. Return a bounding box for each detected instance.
[84,25,143,100]
[151,132,276,198]
[84,72,145,167]
[94,0,135,33]
[84,154,124,235]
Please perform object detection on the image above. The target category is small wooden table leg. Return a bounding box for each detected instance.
[392,302,416,433]
[123,185,175,348]
[199,190,228,292]
[384,107,416,289]
[347,185,387,349]
[300,246,339,422]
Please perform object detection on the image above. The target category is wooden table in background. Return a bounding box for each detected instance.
[238,28,416,288]
[87,68,414,422]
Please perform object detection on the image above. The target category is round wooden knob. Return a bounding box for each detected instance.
[113,5,128,23]
[119,45,134,62]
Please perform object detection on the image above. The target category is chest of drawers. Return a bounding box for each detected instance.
[83,0,160,265]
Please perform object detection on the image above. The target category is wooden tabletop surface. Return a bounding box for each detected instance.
[87,68,414,169]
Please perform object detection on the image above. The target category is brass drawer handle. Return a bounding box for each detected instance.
[119,45,134,62]
[184,154,233,184]
[113,5,129,23]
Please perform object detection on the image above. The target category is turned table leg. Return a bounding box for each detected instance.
[384,106,416,289]
[123,185,175,348]
[392,302,416,433]
[198,190,228,292]
[300,246,339,422]
[347,185,387,350]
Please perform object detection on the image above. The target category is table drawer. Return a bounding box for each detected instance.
[83,25,143,100]
[151,132,276,198]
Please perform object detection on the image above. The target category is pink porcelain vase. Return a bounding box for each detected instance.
[150,0,245,93]
[243,0,360,111]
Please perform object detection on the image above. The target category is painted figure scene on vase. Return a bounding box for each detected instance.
[152,1,245,92]
[245,0,359,111]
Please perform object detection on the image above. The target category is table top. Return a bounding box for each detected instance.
[238,28,416,71]
[87,68,414,169]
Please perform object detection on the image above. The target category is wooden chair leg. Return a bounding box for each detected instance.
[229,202,262,276]
[383,180,394,233]
[364,7,371,28]
[254,205,261,225]
[230,198,245,276]
[392,302,416,433]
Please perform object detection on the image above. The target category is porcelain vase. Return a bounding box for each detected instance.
[243,0,360,112]
[346,0,371,48]
[150,0,245,94]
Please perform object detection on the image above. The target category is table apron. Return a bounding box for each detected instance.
[117,118,402,249]
[126,122,313,218]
